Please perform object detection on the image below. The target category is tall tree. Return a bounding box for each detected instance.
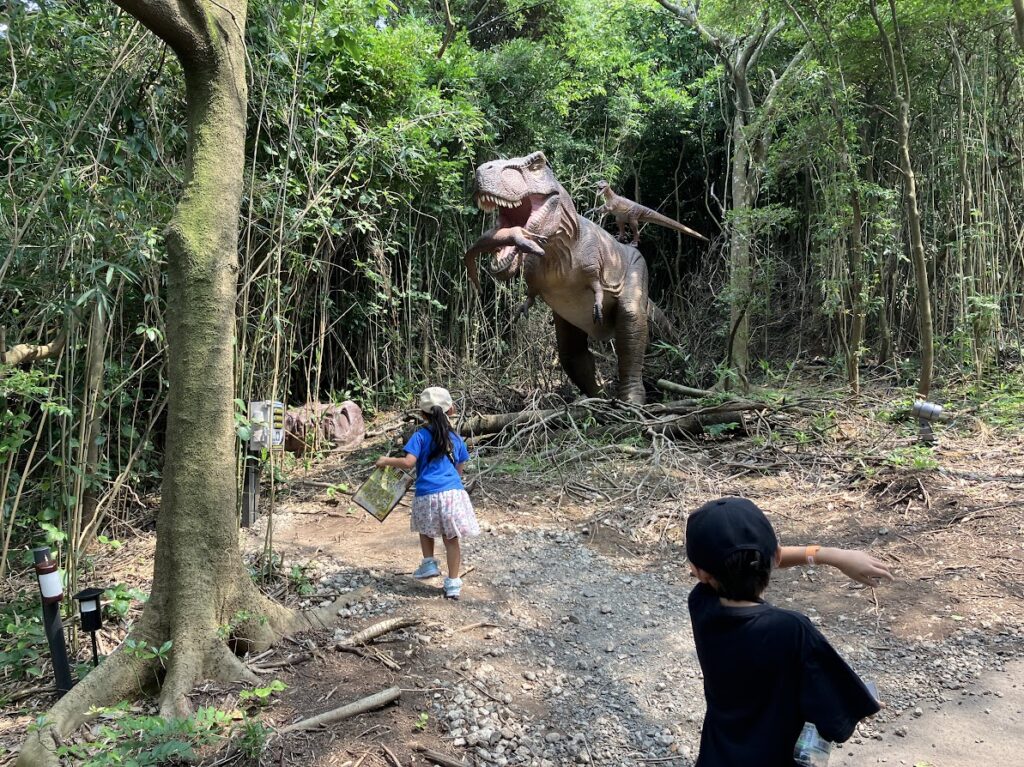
[1014,0,1024,49]
[869,0,935,398]
[656,1,807,389]
[18,2,337,763]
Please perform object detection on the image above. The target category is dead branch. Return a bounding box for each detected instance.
[655,378,716,398]
[250,651,314,672]
[412,745,470,767]
[458,398,763,438]
[335,642,402,671]
[381,743,402,767]
[280,686,401,732]
[337,616,419,648]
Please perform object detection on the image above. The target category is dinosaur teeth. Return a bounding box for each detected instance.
[477,193,521,210]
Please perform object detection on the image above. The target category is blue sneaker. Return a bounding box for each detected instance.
[413,558,441,579]
[443,577,462,600]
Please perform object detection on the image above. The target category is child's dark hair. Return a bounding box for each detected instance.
[711,549,772,602]
[424,406,454,463]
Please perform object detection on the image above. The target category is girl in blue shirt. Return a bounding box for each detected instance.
[375,387,479,599]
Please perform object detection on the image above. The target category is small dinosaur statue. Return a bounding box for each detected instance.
[465,152,673,404]
[593,180,708,247]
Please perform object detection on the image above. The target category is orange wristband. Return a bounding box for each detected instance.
[805,545,821,565]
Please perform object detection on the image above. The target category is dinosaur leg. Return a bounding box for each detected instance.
[614,215,629,243]
[554,314,600,398]
[613,265,649,405]
[627,213,641,247]
[591,280,604,325]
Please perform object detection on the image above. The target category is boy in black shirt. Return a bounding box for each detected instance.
[686,497,893,767]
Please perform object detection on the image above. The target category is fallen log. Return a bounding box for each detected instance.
[280,686,401,732]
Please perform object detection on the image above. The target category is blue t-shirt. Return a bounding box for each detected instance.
[403,427,470,497]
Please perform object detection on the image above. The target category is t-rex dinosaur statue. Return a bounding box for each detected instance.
[593,180,708,247]
[465,152,666,404]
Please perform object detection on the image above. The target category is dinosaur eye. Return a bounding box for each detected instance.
[526,152,547,171]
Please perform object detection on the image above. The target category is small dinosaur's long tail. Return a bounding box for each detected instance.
[647,300,679,341]
[638,206,709,242]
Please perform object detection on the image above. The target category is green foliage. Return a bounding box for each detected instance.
[885,446,939,471]
[103,584,148,622]
[288,562,317,596]
[52,703,232,766]
[236,717,271,761]
[0,599,47,686]
[217,609,269,641]
[962,372,1024,429]
[239,679,287,707]
[414,710,430,730]
[705,421,740,437]
[123,638,173,667]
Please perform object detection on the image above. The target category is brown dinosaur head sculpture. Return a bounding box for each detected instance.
[465,151,578,285]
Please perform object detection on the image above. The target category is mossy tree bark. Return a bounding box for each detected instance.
[17,3,339,764]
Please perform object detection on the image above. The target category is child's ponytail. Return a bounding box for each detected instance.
[425,406,454,463]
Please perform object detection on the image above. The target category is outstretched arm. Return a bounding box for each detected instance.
[376,453,417,471]
[778,546,894,588]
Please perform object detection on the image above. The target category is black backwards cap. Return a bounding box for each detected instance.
[685,497,779,577]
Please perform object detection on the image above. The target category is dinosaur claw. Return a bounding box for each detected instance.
[593,305,603,325]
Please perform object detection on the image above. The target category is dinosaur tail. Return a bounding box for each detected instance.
[638,207,709,243]
[647,300,678,341]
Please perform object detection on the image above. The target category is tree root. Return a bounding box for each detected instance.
[16,647,156,767]
[16,587,366,766]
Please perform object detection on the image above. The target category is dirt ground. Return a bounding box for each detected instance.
[2,388,1024,766]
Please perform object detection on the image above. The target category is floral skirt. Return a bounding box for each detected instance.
[410,489,480,540]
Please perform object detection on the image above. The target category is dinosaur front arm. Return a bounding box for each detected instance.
[465,226,547,289]
[466,226,546,259]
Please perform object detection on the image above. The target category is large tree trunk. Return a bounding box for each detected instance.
[17,4,338,763]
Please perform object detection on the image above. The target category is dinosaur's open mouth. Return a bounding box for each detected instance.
[476,192,547,230]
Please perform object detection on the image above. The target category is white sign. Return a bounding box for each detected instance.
[248,400,285,451]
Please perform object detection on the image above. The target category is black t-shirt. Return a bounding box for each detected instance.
[688,582,880,767]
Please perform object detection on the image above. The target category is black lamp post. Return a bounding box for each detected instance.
[72,587,105,666]
[32,546,74,696]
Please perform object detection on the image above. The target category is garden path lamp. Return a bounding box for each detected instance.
[72,587,105,667]
[32,546,74,696]
[912,400,945,445]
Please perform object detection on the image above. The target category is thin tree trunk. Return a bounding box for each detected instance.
[1014,0,1024,50]
[80,305,108,530]
[870,0,935,398]
[728,110,753,389]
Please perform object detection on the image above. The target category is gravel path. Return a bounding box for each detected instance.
[277,509,1024,767]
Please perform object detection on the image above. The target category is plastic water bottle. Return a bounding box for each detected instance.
[793,723,832,766]
[794,681,877,766]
